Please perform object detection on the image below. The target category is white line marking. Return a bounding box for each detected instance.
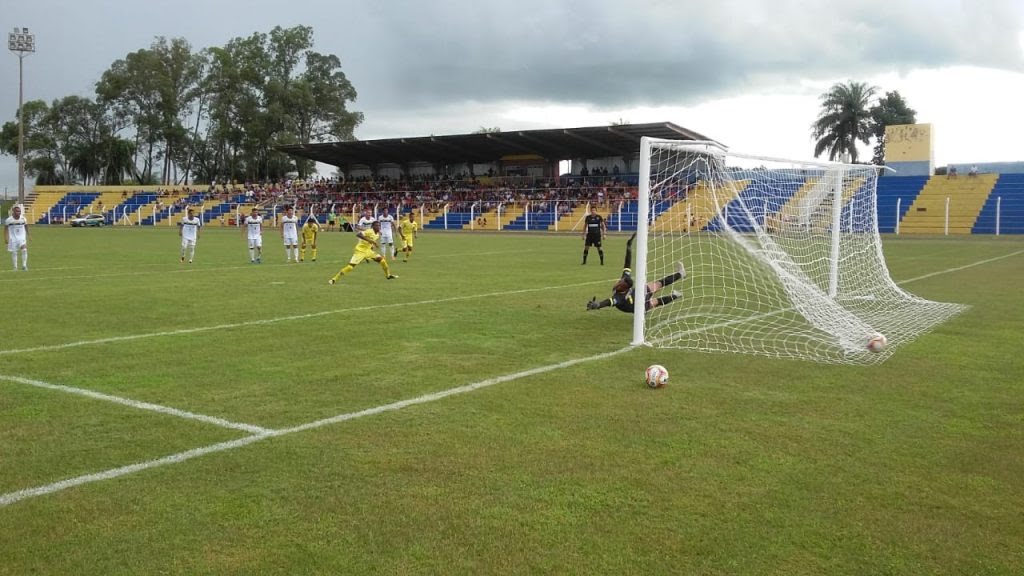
[0,434,270,507]
[0,248,558,283]
[273,346,633,436]
[896,249,1024,284]
[0,262,289,283]
[0,264,94,273]
[0,279,608,356]
[0,347,632,507]
[0,374,272,435]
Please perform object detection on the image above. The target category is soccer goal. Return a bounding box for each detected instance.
[632,137,966,364]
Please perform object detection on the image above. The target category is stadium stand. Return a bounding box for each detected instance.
[875,175,928,233]
[974,173,1024,234]
[897,173,997,234]
[45,192,101,224]
[199,193,250,225]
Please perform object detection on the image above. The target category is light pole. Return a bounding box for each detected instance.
[8,27,35,203]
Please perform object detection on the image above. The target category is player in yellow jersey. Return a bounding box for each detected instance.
[300,216,320,262]
[329,220,397,284]
[398,211,419,262]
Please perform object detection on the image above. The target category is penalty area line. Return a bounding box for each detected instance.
[0,279,608,357]
[0,346,633,507]
[896,249,1024,285]
[0,374,273,435]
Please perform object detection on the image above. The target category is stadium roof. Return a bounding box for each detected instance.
[276,122,716,169]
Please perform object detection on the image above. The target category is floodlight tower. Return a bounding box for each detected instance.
[8,27,35,203]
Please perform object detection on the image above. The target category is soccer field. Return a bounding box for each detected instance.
[1,227,1022,575]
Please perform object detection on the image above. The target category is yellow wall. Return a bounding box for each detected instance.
[885,123,933,164]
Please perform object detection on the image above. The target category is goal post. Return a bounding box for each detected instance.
[633,137,966,364]
[632,138,653,346]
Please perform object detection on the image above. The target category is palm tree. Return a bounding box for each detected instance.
[102,137,137,185]
[811,81,877,163]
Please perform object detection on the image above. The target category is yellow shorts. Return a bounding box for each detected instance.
[402,238,414,249]
[348,247,381,266]
[301,235,317,245]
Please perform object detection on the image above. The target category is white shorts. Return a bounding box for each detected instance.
[283,234,298,245]
[379,231,394,244]
[7,241,26,252]
[248,237,263,249]
[181,238,196,248]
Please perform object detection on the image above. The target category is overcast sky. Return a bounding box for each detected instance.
[2,0,1023,195]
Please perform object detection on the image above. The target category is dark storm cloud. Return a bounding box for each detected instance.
[354,0,1023,108]
[2,0,1022,114]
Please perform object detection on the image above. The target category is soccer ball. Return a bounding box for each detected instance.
[645,364,669,388]
[866,333,888,353]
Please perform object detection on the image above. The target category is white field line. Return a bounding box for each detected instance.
[896,249,1024,284]
[0,262,290,283]
[0,434,270,507]
[0,374,272,435]
[0,347,633,507]
[2,245,1007,356]
[0,264,94,273]
[0,248,556,284]
[273,346,632,435]
[0,279,608,357]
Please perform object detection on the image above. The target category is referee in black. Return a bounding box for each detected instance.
[581,205,606,265]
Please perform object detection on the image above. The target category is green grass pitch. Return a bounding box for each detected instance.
[1,226,1022,575]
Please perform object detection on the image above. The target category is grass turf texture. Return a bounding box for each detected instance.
[1,227,1022,575]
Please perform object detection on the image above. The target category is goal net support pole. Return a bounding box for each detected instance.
[632,138,653,346]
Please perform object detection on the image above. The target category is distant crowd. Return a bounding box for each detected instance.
[142,173,643,215]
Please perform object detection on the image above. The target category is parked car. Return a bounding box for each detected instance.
[70,214,106,227]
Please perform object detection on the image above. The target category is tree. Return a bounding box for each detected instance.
[47,96,102,183]
[474,127,501,134]
[869,91,917,165]
[199,25,362,182]
[1,96,141,186]
[4,26,362,186]
[811,81,877,163]
[96,37,204,184]
[0,100,60,182]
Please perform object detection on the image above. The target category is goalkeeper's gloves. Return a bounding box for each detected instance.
[586,297,600,311]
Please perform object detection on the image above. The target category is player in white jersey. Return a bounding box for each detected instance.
[356,208,376,231]
[280,206,300,262]
[179,208,202,264]
[4,204,29,271]
[244,207,264,263]
[376,207,397,260]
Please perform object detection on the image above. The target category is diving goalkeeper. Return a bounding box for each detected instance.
[586,233,686,313]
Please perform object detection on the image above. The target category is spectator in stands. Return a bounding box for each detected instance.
[947,165,958,178]
[968,165,979,177]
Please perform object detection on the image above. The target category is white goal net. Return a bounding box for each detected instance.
[633,138,966,364]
